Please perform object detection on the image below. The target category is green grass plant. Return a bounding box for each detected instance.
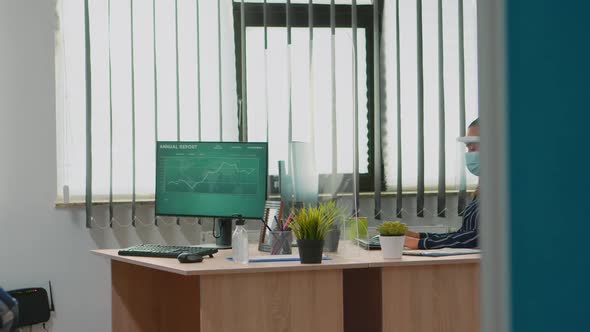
[290,201,343,240]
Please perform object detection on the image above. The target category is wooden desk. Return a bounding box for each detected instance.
[346,252,480,332]
[93,245,479,332]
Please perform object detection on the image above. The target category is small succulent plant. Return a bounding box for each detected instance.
[377,221,408,236]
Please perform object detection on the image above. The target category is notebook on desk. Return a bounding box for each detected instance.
[357,236,480,256]
[402,248,481,257]
[226,255,331,263]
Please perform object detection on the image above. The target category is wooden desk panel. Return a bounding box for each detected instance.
[111,260,200,332]
[200,270,343,332]
[343,268,382,332]
[382,263,480,332]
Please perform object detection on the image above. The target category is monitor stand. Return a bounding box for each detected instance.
[199,217,233,250]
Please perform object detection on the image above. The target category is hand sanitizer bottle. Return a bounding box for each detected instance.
[232,218,249,264]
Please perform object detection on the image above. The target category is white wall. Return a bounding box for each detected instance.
[0,2,463,331]
[1,1,109,331]
[0,4,207,331]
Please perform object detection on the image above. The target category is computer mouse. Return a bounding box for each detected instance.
[177,252,204,263]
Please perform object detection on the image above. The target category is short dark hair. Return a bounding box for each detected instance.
[468,118,479,128]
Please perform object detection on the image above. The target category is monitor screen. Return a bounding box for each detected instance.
[155,141,268,219]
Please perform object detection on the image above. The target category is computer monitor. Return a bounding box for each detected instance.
[155,141,268,220]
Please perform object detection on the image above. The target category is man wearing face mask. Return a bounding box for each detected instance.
[404,118,480,249]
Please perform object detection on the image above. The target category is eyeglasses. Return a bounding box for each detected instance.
[456,136,480,144]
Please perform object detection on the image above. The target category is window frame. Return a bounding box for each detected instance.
[232,2,381,194]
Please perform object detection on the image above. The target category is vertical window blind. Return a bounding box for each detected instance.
[56,0,478,227]
[381,0,479,218]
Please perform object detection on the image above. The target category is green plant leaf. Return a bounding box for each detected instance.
[377,221,408,236]
[290,201,343,240]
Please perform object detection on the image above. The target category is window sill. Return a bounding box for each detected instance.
[55,189,475,208]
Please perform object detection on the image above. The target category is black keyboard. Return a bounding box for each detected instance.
[118,244,218,258]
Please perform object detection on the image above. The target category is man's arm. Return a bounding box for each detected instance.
[404,232,459,249]
[418,230,478,249]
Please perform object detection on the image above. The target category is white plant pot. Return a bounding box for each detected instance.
[380,235,405,259]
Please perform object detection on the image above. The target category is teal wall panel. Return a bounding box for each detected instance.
[508,1,590,331]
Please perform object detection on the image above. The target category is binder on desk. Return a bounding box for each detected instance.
[227,255,331,263]
[402,248,480,257]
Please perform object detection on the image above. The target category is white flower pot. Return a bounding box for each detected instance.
[380,235,405,259]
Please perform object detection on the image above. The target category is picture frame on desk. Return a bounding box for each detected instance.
[258,200,283,252]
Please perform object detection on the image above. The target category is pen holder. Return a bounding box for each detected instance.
[269,231,293,255]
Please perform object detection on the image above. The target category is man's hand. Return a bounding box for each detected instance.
[405,231,420,239]
[404,236,419,249]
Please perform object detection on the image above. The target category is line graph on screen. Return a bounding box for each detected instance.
[162,157,260,195]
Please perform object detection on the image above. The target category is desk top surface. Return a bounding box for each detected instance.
[93,243,480,276]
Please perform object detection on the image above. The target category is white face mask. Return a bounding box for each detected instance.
[465,152,480,176]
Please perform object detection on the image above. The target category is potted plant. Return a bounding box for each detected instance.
[346,216,368,240]
[323,223,341,252]
[377,221,408,259]
[290,202,338,264]
[322,201,345,252]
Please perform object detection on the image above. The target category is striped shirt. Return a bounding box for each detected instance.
[418,196,479,249]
